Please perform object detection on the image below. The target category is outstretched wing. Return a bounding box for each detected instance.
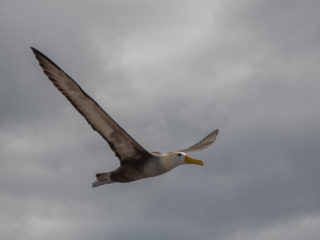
[31,47,152,164]
[178,129,219,153]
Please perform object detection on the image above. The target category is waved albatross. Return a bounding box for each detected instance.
[31,47,219,187]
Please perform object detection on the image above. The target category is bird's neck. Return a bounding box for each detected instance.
[159,154,181,171]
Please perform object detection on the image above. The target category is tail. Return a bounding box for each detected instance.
[92,172,113,188]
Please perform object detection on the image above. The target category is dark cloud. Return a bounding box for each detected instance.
[1,0,320,239]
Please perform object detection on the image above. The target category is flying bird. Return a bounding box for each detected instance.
[31,47,219,187]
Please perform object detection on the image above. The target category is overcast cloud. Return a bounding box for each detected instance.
[1,0,320,239]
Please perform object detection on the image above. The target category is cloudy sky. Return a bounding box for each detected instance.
[1,0,320,239]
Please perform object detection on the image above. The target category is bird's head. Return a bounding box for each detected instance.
[160,152,204,171]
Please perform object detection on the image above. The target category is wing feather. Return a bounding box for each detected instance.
[178,129,219,153]
[31,47,152,164]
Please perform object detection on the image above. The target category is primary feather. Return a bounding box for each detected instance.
[31,47,151,164]
[178,129,219,153]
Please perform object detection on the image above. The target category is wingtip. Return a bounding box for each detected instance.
[30,46,40,55]
[214,129,219,135]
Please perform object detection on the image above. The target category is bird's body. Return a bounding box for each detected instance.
[94,152,205,186]
[100,155,160,184]
[31,47,219,187]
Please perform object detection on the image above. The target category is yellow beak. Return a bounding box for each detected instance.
[184,155,204,166]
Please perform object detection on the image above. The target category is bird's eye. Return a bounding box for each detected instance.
[178,153,182,157]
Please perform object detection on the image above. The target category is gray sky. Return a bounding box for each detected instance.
[1,0,320,239]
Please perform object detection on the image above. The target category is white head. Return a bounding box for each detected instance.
[160,152,204,171]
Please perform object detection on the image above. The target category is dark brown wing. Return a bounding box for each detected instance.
[31,47,152,164]
[178,129,219,153]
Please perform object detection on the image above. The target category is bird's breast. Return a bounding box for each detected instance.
[142,159,168,178]
[111,158,167,182]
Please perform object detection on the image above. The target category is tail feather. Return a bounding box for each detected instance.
[92,180,110,188]
[96,172,113,181]
[92,172,113,188]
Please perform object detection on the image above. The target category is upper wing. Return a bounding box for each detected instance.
[31,47,152,164]
[178,129,219,153]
